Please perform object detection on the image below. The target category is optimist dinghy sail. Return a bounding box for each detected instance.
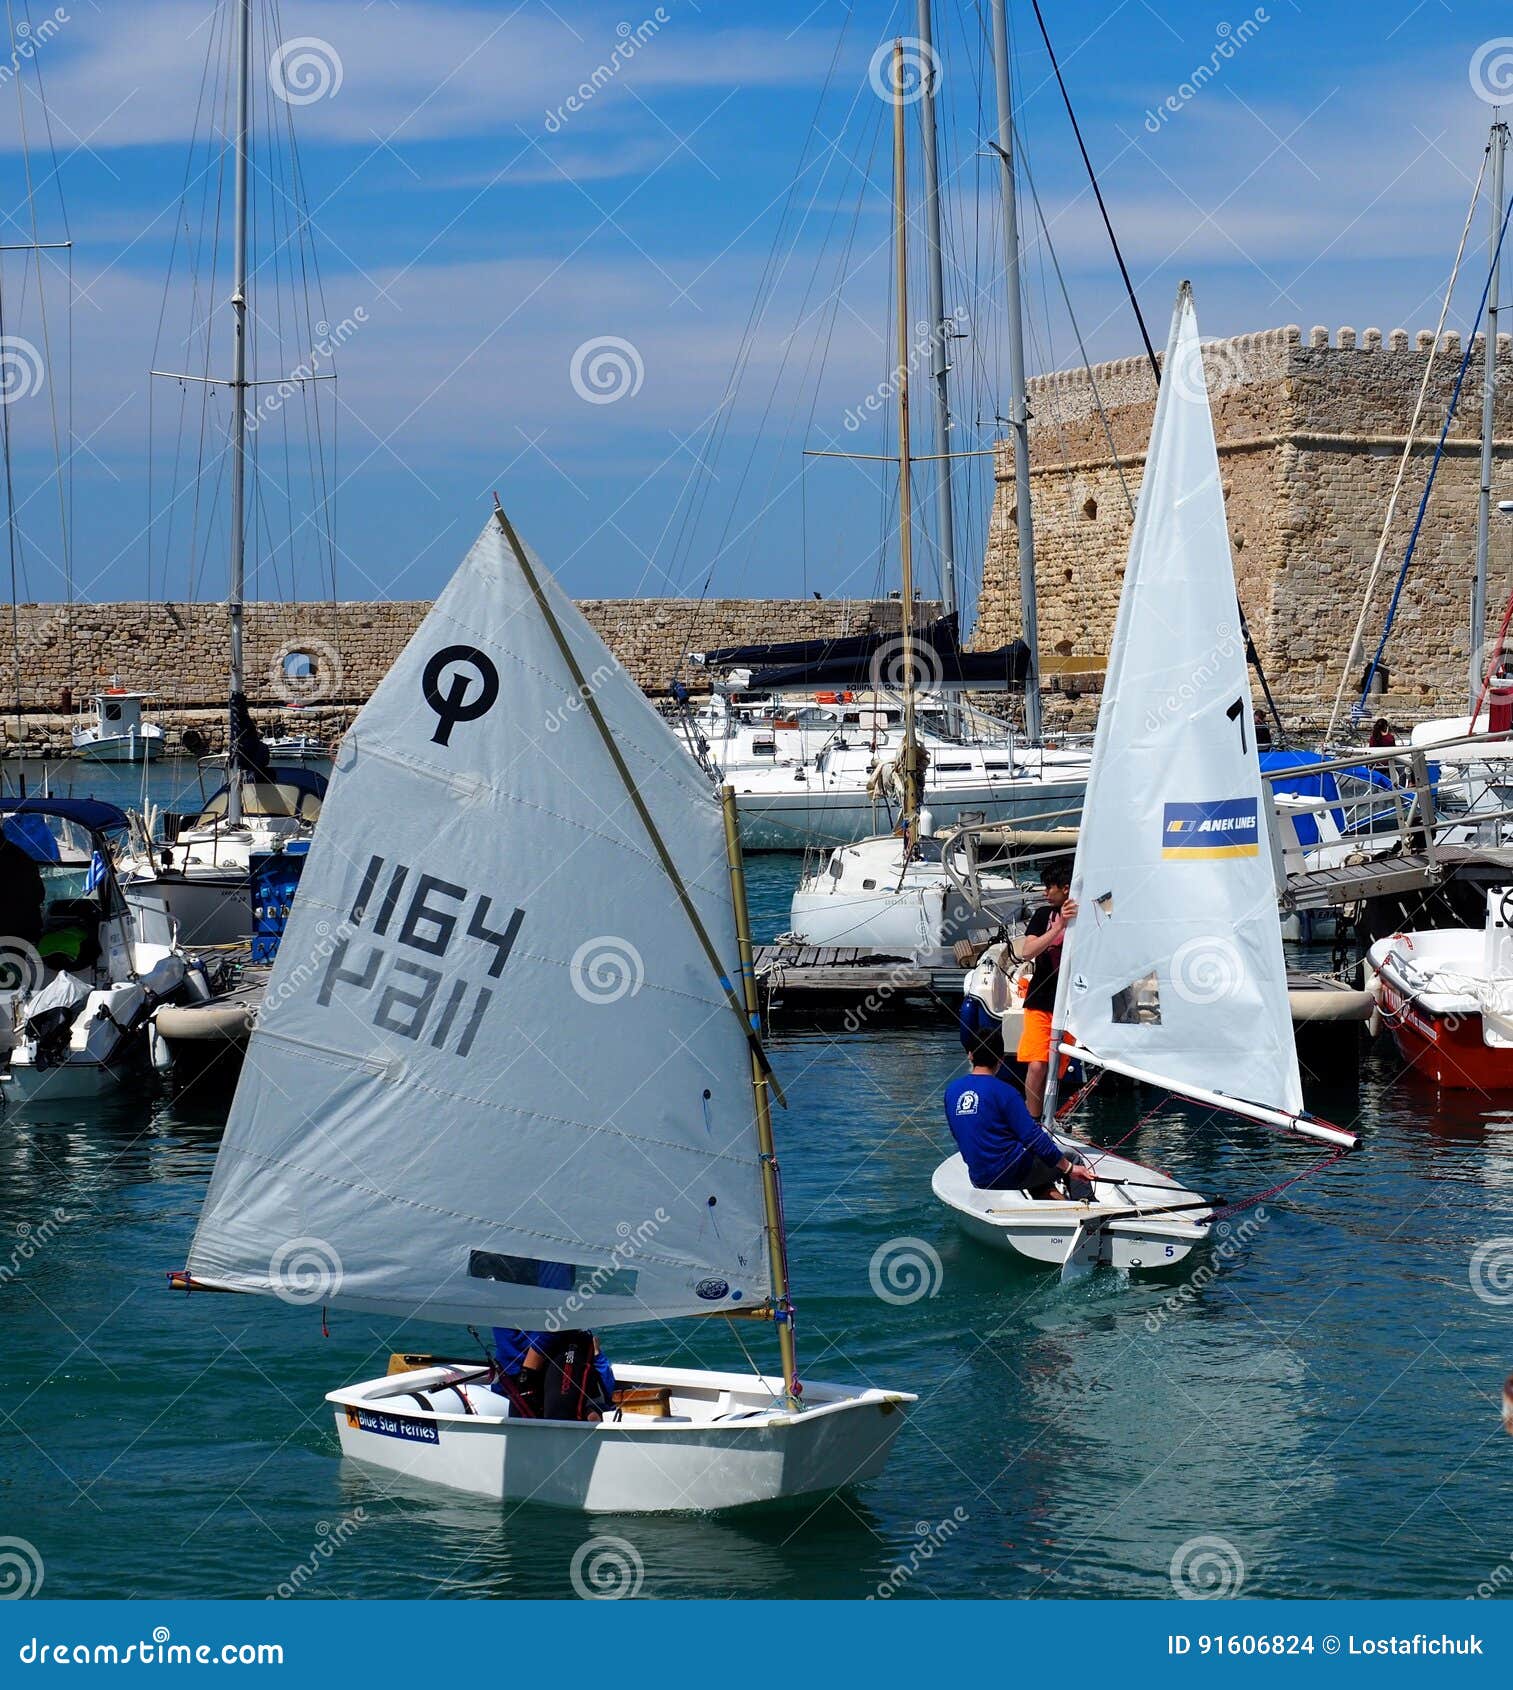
[1048,284,1351,1150]
[182,507,913,1512]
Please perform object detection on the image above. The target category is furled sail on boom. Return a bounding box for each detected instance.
[188,517,773,1326]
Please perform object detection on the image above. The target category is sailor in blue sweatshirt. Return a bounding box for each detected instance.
[945,1035,1097,1196]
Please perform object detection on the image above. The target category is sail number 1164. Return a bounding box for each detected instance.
[317,854,526,1058]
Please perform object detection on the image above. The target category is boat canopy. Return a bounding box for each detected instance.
[194,770,326,826]
[0,797,130,833]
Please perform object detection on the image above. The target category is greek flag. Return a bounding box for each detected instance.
[84,850,106,893]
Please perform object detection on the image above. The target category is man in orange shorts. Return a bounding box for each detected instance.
[1016,863,1076,1120]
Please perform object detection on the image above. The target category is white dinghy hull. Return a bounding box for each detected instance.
[932,1147,1212,1272]
[329,1363,915,1513]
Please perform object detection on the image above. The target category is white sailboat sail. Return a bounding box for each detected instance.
[1052,284,1309,1128]
[187,516,773,1327]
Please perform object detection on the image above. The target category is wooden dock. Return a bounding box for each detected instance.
[754,944,963,1020]
[1285,845,1513,910]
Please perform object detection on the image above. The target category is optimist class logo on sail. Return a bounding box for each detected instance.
[1162,798,1259,859]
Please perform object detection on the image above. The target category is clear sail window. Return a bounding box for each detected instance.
[1111,971,1161,1025]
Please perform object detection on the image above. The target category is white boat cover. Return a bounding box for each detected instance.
[188,517,772,1326]
[1052,286,1304,1121]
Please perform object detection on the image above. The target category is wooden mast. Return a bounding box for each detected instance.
[721,784,800,1407]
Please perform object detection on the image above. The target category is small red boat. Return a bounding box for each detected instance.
[1370,924,1513,1089]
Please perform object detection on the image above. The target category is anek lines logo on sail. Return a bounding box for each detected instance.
[1161,798,1259,859]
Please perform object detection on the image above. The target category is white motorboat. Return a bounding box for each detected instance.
[70,685,166,763]
[1,799,192,1106]
[934,286,1356,1274]
[788,828,1029,956]
[175,505,914,1512]
[119,769,324,948]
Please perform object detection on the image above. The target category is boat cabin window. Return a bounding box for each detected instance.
[103,700,123,723]
[195,780,324,826]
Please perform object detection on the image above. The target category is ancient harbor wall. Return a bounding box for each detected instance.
[1,596,929,753]
[979,323,1513,732]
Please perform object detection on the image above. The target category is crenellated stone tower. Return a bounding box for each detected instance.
[978,324,1513,730]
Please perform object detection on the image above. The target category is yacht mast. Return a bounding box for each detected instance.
[227,0,251,825]
[916,0,958,625]
[1473,116,1508,715]
[990,0,1041,744]
[892,38,925,837]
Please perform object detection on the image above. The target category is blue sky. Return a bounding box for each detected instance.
[0,0,1508,624]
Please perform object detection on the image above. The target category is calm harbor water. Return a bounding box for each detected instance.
[3,758,1512,1599]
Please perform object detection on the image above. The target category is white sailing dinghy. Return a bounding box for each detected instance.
[933,285,1356,1276]
[176,505,913,1513]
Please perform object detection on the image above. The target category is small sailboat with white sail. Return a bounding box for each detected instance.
[934,285,1357,1275]
[173,504,914,1512]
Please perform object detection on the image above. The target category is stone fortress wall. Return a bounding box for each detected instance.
[977,323,1513,733]
[1,596,926,753]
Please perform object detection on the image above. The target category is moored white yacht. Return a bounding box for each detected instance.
[118,766,324,948]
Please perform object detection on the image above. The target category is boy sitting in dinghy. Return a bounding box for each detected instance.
[945,1035,1096,1200]
[491,1325,617,1420]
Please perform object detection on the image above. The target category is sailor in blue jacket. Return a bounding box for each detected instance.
[945,1034,1097,1197]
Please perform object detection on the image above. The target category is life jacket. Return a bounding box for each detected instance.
[537,1329,608,1422]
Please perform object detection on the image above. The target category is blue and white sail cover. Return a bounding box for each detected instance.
[188,518,773,1326]
[1052,286,1303,1119]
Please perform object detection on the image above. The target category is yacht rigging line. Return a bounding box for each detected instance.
[1321,151,1490,745]
[1353,183,1513,721]
[1027,0,1157,381]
